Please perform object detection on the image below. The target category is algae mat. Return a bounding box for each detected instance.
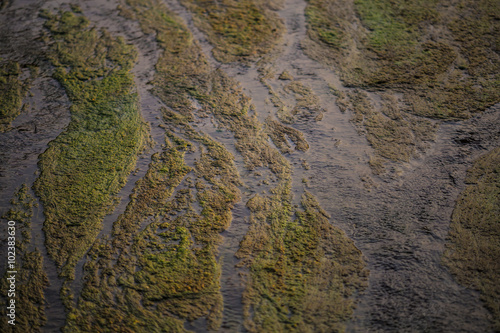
[0,0,499,332]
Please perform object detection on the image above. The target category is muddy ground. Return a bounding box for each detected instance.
[0,0,499,332]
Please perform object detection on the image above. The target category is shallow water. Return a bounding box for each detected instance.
[0,0,499,331]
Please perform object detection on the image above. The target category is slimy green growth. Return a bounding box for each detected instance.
[35,10,148,281]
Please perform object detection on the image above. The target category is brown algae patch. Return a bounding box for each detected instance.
[283,80,326,122]
[443,147,500,331]
[179,0,285,63]
[34,9,148,283]
[0,185,49,332]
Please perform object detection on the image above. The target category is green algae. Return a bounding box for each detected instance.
[66,144,194,332]
[0,61,27,132]
[304,0,499,172]
[443,148,500,331]
[180,0,284,63]
[443,0,500,117]
[206,78,367,328]
[266,117,309,154]
[61,1,367,331]
[0,185,49,332]
[305,0,346,49]
[354,0,440,68]
[305,0,499,119]
[120,0,211,119]
[2,185,35,251]
[305,0,451,89]
[135,2,365,330]
[154,13,368,331]
[62,0,241,330]
[345,90,436,164]
[238,187,367,332]
[67,126,241,331]
[34,10,148,282]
